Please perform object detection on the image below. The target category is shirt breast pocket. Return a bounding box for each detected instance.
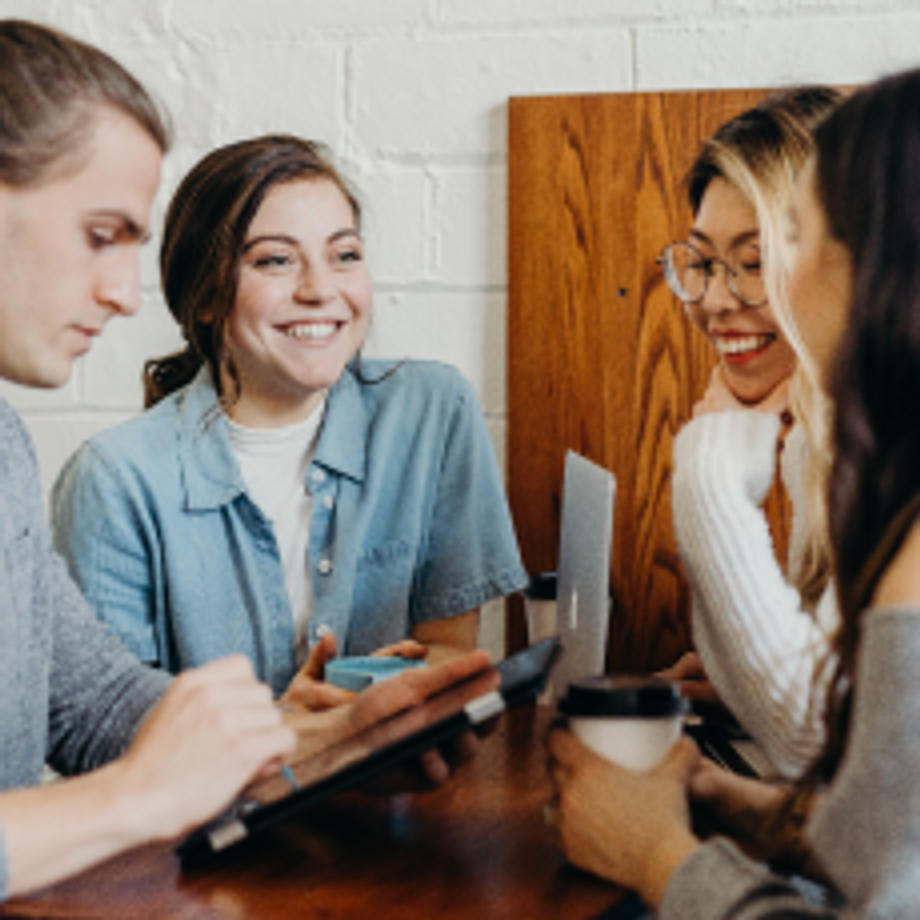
[356,539,417,572]
[351,539,419,645]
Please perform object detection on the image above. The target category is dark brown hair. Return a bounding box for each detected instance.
[808,68,920,783]
[145,135,361,408]
[0,19,169,187]
[687,86,841,214]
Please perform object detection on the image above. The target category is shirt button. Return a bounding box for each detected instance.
[322,494,335,510]
[311,469,326,484]
[316,624,332,638]
[317,558,333,575]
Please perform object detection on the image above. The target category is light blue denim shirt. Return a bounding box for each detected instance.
[52,360,526,696]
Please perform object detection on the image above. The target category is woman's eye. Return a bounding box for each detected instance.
[253,254,291,268]
[335,248,363,264]
[741,262,762,274]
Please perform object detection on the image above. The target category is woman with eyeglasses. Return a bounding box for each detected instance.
[547,65,920,918]
[657,87,842,778]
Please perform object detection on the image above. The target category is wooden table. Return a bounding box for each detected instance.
[2,706,629,919]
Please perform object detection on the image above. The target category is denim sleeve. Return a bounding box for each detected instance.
[411,375,527,621]
[51,442,160,664]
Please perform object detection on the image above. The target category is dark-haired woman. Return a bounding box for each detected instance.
[660,87,841,778]
[52,136,526,702]
[547,67,920,917]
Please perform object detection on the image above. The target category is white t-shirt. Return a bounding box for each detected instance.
[227,401,326,665]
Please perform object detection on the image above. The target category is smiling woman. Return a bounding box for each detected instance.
[680,176,796,403]
[658,86,845,778]
[50,135,527,702]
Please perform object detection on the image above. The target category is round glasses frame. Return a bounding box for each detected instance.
[657,241,768,309]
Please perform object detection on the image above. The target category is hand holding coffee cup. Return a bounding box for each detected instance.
[558,676,688,772]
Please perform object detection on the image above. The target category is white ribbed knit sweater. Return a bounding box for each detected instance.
[671,410,838,778]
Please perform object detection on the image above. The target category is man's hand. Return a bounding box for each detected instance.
[115,655,296,842]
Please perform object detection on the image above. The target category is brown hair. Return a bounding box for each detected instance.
[145,135,361,408]
[813,68,920,783]
[0,19,169,187]
[772,72,920,856]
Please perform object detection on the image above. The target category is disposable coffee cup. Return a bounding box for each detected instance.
[523,572,558,644]
[558,676,688,772]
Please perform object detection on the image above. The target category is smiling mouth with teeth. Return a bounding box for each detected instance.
[282,321,340,340]
[713,333,775,357]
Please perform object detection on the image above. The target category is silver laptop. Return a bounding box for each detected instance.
[549,451,616,702]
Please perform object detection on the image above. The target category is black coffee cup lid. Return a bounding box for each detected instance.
[558,675,687,718]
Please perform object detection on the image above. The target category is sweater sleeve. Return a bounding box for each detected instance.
[660,610,920,919]
[660,838,835,919]
[51,440,163,665]
[672,411,833,778]
[45,544,171,775]
[807,609,920,916]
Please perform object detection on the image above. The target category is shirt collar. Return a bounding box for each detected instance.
[177,364,369,509]
[313,365,368,484]
[176,368,247,511]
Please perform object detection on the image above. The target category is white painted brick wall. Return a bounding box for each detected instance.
[1,0,918,654]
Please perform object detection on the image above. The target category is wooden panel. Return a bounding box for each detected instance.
[507,89,790,672]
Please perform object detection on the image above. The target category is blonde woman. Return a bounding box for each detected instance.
[659,87,841,777]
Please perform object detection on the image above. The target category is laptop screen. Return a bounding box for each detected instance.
[551,451,616,702]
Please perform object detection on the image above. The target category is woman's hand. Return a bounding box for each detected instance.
[547,728,700,909]
[655,651,721,705]
[689,760,822,877]
[371,638,429,660]
[281,633,356,711]
[282,637,430,712]
[276,648,496,796]
[694,365,791,418]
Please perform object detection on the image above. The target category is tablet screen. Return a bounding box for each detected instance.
[247,660,502,807]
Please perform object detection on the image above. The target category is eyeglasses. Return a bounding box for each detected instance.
[658,241,767,310]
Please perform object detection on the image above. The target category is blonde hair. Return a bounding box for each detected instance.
[689,88,841,606]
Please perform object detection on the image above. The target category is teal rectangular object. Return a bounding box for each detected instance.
[325,656,425,692]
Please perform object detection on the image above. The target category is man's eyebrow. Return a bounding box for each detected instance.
[90,210,150,243]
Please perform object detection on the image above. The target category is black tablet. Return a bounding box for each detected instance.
[177,637,561,867]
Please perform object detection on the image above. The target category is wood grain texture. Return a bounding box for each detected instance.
[508,89,790,672]
[1,708,622,919]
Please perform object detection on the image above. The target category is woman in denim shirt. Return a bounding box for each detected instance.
[52,136,527,701]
